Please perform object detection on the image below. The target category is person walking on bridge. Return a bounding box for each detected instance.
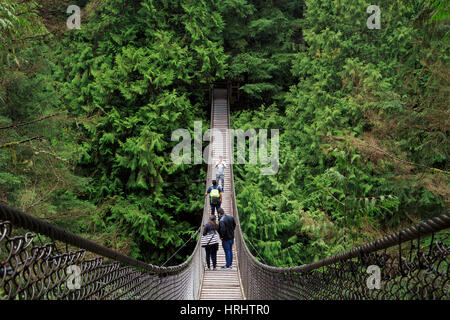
[202,215,219,270]
[215,156,227,191]
[217,208,236,269]
[205,180,222,216]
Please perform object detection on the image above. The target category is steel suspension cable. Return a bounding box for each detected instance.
[161,227,201,267]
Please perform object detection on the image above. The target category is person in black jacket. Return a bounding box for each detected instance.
[217,208,236,269]
[203,215,219,270]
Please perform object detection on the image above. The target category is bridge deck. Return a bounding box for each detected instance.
[199,88,244,300]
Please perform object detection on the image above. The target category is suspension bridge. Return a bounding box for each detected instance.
[0,87,449,300]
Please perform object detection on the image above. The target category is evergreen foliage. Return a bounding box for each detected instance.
[230,0,449,266]
[54,0,227,263]
[0,0,448,267]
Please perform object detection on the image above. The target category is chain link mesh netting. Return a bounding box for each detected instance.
[0,200,207,300]
[231,168,449,300]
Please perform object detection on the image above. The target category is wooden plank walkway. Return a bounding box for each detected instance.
[199,88,244,300]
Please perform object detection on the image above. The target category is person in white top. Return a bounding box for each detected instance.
[215,156,227,191]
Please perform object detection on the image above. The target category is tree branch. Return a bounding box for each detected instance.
[10,33,52,42]
[0,113,61,130]
[0,136,44,149]
[331,136,450,175]
[23,183,59,211]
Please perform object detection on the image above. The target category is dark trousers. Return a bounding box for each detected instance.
[210,202,221,216]
[205,243,219,268]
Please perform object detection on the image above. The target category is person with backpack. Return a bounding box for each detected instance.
[217,208,236,269]
[215,156,227,191]
[202,215,220,270]
[205,180,223,216]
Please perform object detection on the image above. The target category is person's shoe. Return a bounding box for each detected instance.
[207,267,211,271]
[221,265,227,269]
[227,266,233,270]
[213,267,217,271]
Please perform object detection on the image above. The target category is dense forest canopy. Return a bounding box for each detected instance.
[0,0,448,266]
[231,0,449,265]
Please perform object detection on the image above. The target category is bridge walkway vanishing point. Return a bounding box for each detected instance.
[199,88,244,300]
[0,85,449,300]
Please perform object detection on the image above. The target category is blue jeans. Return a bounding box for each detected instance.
[222,239,234,268]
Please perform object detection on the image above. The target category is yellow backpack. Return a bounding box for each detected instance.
[210,187,220,204]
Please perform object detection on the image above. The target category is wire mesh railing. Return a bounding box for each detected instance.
[230,162,449,299]
[0,196,209,300]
